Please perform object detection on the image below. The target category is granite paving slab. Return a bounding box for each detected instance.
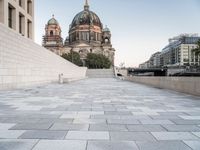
[171,119,200,125]
[140,119,174,125]
[10,123,53,130]
[151,132,199,140]
[19,130,67,140]
[65,131,109,140]
[180,116,200,120]
[0,123,16,130]
[50,123,89,131]
[110,131,156,141]
[89,124,128,131]
[183,141,200,150]
[87,141,139,150]
[126,125,166,132]
[0,130,25,139]
[162,125,200,132]
[136,141,192,150]
[107,119,140,125]
[0,139,38,150]
[33,140,87,150]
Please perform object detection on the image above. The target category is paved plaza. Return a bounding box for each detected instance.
[0,78,200,150]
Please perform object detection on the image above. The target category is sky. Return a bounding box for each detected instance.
[35,0,200,67]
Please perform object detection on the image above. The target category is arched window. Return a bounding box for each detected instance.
[50,30,53,36]
[86,32,89,41]
[105,38,109,43]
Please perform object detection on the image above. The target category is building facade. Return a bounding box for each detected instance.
[139,60,150,69]
[0,0,34,39]
[43,0,115,66]
[139,52,161,69]
[161,34,200,67]
[149,52,161,68]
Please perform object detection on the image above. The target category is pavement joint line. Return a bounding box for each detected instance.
[30,139,40,150]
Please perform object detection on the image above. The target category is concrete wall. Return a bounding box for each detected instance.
[125,76,200,96]
[0,23,87,90]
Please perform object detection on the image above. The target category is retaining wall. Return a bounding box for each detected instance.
[125,76,200,96]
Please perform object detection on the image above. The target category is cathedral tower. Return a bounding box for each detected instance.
[43,15,63,55]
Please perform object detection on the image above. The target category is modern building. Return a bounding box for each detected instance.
[149,52,161,68]
[43,0,115,66]
[161,34,200,67]
[139,52,161,69]
[139,60,150,69]
[0,0,34,39]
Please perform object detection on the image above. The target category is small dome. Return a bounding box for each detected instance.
[103,26,110,32]
[48,15,59,25]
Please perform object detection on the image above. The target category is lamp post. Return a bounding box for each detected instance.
[71,50,74,63]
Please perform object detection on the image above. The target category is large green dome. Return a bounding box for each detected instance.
[70,1,102,30]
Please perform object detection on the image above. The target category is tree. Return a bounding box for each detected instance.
[62,51,83,66]
[85,53,111,69]
[192,40,200,66]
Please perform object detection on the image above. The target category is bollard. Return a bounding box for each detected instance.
[59,73,64,84]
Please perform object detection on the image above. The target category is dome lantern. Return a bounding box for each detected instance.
[84,0,89,11]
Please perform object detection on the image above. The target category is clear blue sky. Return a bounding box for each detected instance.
[35,0,200,67]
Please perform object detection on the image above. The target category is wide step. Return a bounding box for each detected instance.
[86,69,115,78]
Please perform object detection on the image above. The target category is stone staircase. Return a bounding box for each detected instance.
[86,69,115,78]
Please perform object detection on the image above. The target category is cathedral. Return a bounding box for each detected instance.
[42,0,115,66]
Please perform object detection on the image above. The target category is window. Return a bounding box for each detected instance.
[19,0,25,9]
[82,32,86,40]
[8,5,13,28]
[19,15,22,34]
[8,4,16,30]
[27,20,32,38]
[50,31,53,36]
[27,0,32,15]
[105,38,109,43]
[19,13,25,35]
[19,0,22,6]
[86,32,89,41]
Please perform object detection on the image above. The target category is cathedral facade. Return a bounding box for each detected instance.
[43,0,115,66]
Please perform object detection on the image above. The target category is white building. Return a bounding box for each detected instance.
[139,52,161,69]
[149,52,161,68]
[161,34,200,67]
[0,0,34,39]
[139,60,150,69]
